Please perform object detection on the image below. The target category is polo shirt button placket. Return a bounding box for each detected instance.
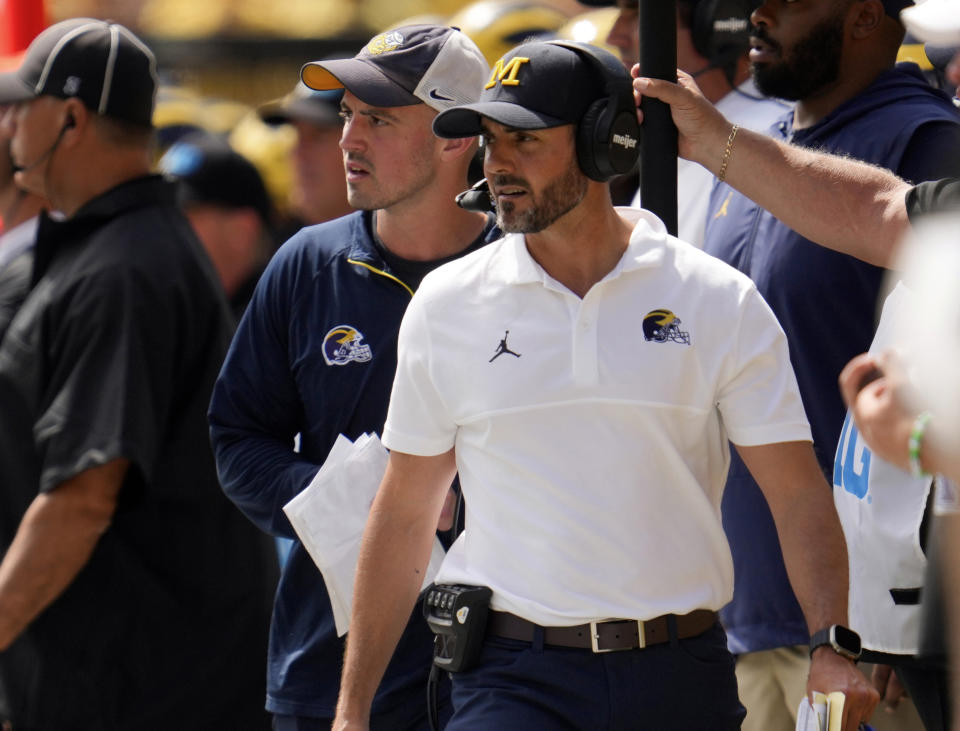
[572,299,600,384]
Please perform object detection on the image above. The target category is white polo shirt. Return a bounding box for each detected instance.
[383,207,811,626]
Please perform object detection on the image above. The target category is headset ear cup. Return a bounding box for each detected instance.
[577,99,609,182]
[547,39,641,182]
[690,0,758,72]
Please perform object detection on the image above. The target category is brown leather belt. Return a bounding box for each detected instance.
[487,609,717,653]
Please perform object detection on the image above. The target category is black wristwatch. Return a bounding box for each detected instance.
[809,625,862,661]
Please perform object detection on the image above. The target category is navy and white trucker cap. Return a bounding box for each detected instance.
[300,25,489,113]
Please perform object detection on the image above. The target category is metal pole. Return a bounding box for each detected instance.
[638,0,678,236]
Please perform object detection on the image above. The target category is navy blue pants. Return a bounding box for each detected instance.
[447,623,745,730]
[273,705,445,731]
[272,674,452,731]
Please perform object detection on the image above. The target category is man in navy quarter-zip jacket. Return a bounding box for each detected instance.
[208,24,498,731]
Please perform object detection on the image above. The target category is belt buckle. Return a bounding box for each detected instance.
[589,619,645,653]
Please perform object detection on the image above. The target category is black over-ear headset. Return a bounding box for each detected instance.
[546,40,641,183]
[690,0,761,84]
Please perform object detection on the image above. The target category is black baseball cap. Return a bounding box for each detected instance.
[159,133,272,225]
[434,41,608,137]
[0,18,157,127]
[301,25,489,112]
[258,83,343,127]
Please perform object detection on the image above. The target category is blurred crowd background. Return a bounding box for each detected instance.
[1,0,623,227]
[3,0,942,231]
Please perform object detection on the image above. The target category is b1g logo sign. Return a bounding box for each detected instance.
[833,411,871,499]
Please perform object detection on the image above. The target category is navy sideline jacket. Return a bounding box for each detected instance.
[209,210,496,718]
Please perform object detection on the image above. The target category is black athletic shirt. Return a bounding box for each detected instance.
[906,177,960,219]
[0,176,277,729]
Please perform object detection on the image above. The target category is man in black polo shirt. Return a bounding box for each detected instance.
[0,19,276,729]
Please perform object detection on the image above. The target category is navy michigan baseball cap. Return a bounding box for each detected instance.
[300,25,489,113]
[0,18,157,127]
[434,41,609,137]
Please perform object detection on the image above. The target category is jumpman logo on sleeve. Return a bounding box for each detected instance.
[489,330,521,362]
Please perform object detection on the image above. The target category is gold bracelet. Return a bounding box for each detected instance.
[717,123,740,182]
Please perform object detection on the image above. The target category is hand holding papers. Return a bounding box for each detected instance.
[283,433,446,636]
[796,692,874,731]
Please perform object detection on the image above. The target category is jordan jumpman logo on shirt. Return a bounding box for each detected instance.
[489,330,521,362]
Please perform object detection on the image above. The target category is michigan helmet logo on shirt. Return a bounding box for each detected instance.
[322,325,373,366]
[643,309,691,345]
[367,31,404,55]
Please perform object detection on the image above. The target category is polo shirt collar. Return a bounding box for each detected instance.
[71,175,175,223]
[33,175,175,284]
[502,206,668,286]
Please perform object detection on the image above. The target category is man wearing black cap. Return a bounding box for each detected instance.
[259,82,354,228]
[0,18,277,729]
[160,132,276,318]
[331,39,877,731]
[209,24,496,730]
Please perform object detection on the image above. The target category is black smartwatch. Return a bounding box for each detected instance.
[809,625,862,661]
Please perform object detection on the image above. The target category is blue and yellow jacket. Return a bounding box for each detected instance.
[209,209,496,718]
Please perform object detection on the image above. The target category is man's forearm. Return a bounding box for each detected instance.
[211,424,321,538]
[0,459,126,650]
[711,128,910,269]
[335,450,456,727]
[769,472,850,633]
[635,74,912,268]
[738,441,849,632]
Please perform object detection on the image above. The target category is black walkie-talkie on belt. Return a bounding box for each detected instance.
[423,583,492,673]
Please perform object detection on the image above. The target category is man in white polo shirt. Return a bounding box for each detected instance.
[332,40,877,731]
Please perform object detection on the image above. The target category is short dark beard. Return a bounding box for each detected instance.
[495,158,588,234]
[751,13,845,101]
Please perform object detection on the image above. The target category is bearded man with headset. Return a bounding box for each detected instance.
[330,39,877,731]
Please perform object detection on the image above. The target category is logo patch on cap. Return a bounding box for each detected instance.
[367,31,404,55]
[63,76,81,95]
[484,56,529,89]
[714,17,748,33]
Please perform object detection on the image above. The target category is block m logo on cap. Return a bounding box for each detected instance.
[484,56,529,89]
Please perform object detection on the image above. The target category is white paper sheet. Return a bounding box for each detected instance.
[283,433,446,636]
